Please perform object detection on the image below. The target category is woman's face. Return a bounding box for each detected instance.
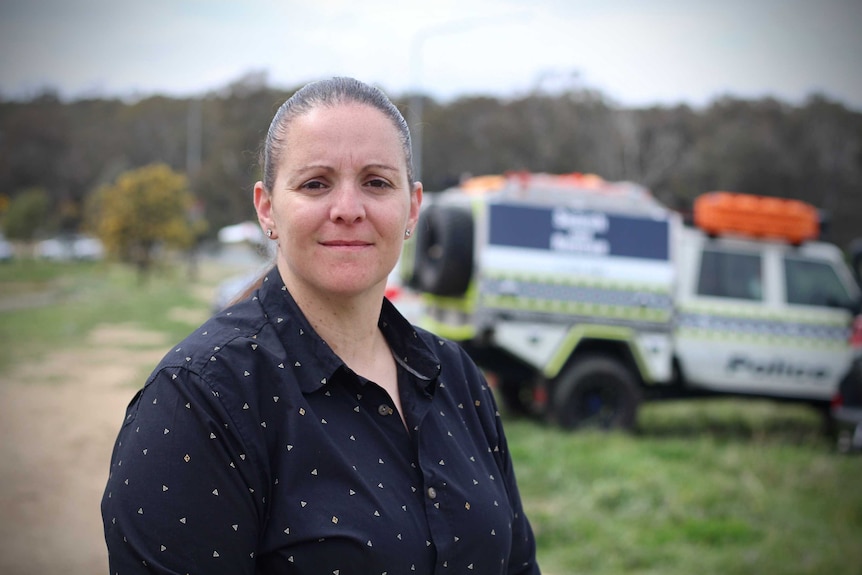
[254,103,421,302]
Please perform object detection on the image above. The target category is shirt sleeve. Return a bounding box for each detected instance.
[101,365,265,575]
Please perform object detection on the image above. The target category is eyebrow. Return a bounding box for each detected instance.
[293,163,401,175]
[364,163,400,174]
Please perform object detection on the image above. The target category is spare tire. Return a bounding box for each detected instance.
[412,204,474,296]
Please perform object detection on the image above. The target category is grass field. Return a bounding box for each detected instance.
[1,259,860,575]
[0,259,214,371]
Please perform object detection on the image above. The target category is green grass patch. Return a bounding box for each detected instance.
[506,414,862,575]
[0,259,218,371]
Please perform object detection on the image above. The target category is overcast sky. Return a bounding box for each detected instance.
[1,0,861,109]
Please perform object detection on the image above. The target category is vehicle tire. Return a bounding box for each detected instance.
[551,355,642,431]
[413,204,474,296]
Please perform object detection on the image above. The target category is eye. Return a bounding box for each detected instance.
[300,180,328,191]
[365,178,392,189]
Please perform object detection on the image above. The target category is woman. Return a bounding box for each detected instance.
[101,77,540,574]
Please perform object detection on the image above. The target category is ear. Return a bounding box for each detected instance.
[407,181,423,233]
[253,181,275,235]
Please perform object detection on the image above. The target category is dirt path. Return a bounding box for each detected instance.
[0,321,204,574]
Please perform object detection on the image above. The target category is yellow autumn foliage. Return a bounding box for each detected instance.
[89,164,201,269]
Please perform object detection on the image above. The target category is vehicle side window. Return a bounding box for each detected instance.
[697,249,763,301]
[784,257,851,307]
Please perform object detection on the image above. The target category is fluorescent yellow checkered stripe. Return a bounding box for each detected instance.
[677,303,848,326]
[483,269,670,293]
[676,306,850,349]
[478,271,673,323]
[480,295,672,322]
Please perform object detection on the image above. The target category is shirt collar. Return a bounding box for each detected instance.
[379,297,442,394]
[256,267,441,395]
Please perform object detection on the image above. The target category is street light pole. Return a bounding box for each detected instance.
[406,13,532,185]
[408,33,425,183]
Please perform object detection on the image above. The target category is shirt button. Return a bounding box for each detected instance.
[377,404,393,416]
[427,487,437,500]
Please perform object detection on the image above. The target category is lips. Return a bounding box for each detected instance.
[320,239,373,247]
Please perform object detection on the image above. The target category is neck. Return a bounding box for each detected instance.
[281,273,388,371]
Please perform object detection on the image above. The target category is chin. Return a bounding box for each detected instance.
[318,276,386,299]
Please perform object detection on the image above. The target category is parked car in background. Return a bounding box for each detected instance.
[36,234,104,261]
[212,268,264,312]
[0,233,13,262]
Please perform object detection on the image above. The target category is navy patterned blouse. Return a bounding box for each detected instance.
[101,268,540,574]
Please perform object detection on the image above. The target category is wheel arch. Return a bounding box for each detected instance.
[543,325,648,387]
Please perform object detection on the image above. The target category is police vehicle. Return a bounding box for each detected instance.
[404,173,862,430]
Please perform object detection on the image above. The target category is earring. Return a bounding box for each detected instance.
[404,229,412,239]
[266,229,273,238]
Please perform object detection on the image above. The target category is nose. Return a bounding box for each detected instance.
[329,182,366,223]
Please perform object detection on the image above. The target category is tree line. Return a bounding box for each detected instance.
[1,72,860,252]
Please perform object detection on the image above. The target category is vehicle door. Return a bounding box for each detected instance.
[677,239,856,400]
